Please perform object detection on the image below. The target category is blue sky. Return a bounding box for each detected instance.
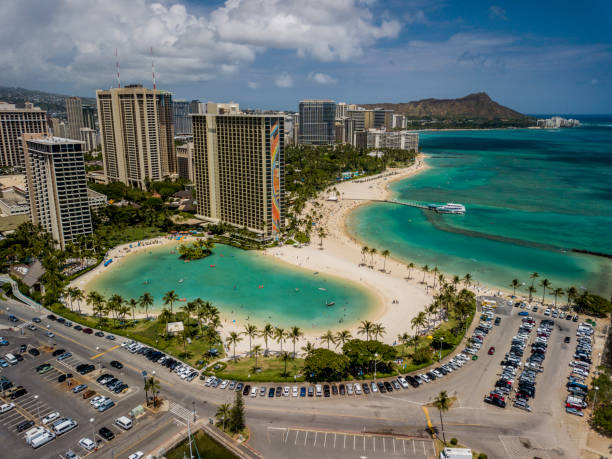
[2,0,611,113]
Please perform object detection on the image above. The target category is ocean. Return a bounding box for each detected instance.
[347,116,612,299]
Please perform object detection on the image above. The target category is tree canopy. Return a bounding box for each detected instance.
[303,348,350,382]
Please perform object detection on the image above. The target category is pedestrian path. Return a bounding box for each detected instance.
[169,401,194,423]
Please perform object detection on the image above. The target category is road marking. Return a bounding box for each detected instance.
[343,434,346,449]
[334,433,336,448]
[90,344,120,360]
[373,436,375,452]
[294,430,299,445]
[314,431,317,447]
[422,441,426,455]
[413,440,416,454]
[403,439,406,454]
[113,417,174,459]
[422,406,434,437]
[353,434,356,450]
[363,435,365,450]
[383,437,385,453]
[323,432,327,448]
[304,430,308,446]
[393,438,395,453]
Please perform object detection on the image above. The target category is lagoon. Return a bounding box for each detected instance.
[88,244,377,330]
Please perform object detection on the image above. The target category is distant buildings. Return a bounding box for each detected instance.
[192,113,285,239]
[536,116,580,128]
[82,105,96,130]
[96,85,175,189]
[66,96,85,141]
[356,129,419,151]
[173,99,192,135]
[87,188,107,213]
[176,142,194,182]
[23,135,92,249]
[0,102,48,168]
[79,127,98,152]
[0,186,29,216]
[298,100,336,145]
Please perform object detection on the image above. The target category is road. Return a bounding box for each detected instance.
[0,297,590,459]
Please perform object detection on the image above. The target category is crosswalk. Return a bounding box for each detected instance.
[169,401,195,423]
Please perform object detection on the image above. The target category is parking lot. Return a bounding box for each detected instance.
[266,426,435,458]
[0,316,176,458]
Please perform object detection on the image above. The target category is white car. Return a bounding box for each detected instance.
[292,386,298,397]
[89,396,104,406]
[370,382,378,392]
[250,386,258,397]
[93,397,109,409]
[78,438,96,451]
[0,403,15,414]
[42,411,60,425]
[127,452,144,459]
[204,376,214,387]
[346,383,354,395]
[283,387,290,397]
[397,377,409,389]
[354,383,363,395]
[219,380,229,389]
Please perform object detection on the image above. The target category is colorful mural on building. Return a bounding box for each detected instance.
[270,121,281,236]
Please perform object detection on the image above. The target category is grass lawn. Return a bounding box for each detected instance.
[214,355,306,382]
[96,225,165,248]
[166,430,237,459]
[46,304,223,368]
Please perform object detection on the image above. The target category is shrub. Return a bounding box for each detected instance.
[477,454,488,459]
[304,348,350,382]
[412,347,432,365]
[450,438,458,445]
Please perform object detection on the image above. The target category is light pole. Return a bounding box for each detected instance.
[34,395,40,421]
[593,386,599,409]
[439,337,444,362]
[90,417,95,442]
[373,353,379,381]
[192,400,196,422]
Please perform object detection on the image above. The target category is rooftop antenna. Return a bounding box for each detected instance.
[115,48,121,88]
[151,47,156,90]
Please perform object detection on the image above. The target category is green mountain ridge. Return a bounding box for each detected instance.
[361,92,532,121]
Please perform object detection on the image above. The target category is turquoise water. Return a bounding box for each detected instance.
[89,244,376,330]
[348,119,612,298]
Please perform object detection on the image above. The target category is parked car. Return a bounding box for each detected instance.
[99,426,115,441]
[110,360,123,369]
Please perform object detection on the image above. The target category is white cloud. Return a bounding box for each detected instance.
[0,0,401,88]
[247,81,259,89]
[308,72,337,85]
[488,6,507,21]
[275,72,293,88]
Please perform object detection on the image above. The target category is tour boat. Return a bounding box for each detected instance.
[326,300,335,307]
[435,203,466,214]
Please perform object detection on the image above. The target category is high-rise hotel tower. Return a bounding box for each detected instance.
[192,113,285,239]
[96,85,175,188]
[0,102,48,167]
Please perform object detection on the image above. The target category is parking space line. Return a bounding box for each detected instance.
[373,436,376,452]
[333,433,336,448]
[413,440,416,454]
[304,430,308,446]
[323,432,327,448]
[383,437,385,453]
[422,440,426,455]
[343,434,346,449]
[403,439,406,454]
[294,430,299,445]
[363,435,365,450]
[393,438,395,453]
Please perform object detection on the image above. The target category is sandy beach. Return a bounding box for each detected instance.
[73,155,513,355]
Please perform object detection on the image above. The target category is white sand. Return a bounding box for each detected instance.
[74,156,520,355]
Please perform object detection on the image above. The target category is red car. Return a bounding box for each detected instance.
[83,328,93,334]
[488,346,495,355]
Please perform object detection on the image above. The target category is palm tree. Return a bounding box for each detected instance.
[243,324,258,355]
[195,299,207,334]
[215,403,231,431]
[431,266,440,289]
[67,287,78,312]
[162,290,179,314]
[530,272,540,289]
[320,330,336,349]
[226,331,242,361]
[182,301,197,328]
[566,286,578,309]
[144,376,161,407]
[252,344,262,369]
[261,323,274,353]
[510,279,520,297]
[139,292,154,319]
[527,285,537,303]
[279,351,291,376]
[553,287,564,308]
[372,323,386,340]
[72,287,84,314]
[411,311,427,336]
[128,298,138,322]
[274,327,286,353]
[317,227,327,248]
[357,320,374,341]
[369,247,377,267]
[452,275,460,287]
[463,273,472,287]
[335,330,352,347]
[433,390,451,444]
[288,326,303,357]
[381,249,390,272]
[406,262,415,279]
[540,278,551,304]
[421,265,430,284]
[158,308,172,336]
[408,335,420,353]
[301,341,315,357]
[361,246,369,265]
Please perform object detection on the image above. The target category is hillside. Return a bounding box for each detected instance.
[0,86,96,116]
[361,92,531,121]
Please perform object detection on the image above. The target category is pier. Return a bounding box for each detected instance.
[345,198,433,211]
